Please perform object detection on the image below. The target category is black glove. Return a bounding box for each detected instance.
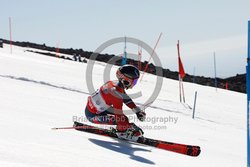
[133,107,146,121]
[136,111,146,121]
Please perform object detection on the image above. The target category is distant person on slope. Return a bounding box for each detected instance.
[84,65,146,141]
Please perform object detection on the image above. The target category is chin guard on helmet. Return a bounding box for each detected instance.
[116,65,140,89]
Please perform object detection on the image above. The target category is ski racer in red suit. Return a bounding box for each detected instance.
[85,65,146,141]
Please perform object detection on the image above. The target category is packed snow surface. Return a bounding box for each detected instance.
[0,45,246,167]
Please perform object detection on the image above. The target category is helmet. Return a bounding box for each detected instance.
[116,65,140,89]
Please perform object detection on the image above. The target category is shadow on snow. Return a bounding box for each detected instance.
[89,138,155,165]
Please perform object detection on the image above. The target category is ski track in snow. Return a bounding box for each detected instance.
[0,74,90,95]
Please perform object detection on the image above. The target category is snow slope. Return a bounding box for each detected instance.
[0,44,246,167]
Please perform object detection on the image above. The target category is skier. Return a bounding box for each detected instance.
[84,65,146,141]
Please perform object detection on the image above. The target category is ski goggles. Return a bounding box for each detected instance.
[133,78,138,86]
[123,78,138,88]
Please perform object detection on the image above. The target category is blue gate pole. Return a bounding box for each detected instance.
[121,36,127,65]
[192,91,198,119]
[247,20,250,167]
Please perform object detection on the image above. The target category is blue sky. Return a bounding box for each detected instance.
[1,0,250,77]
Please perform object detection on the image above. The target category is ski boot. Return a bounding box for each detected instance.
[116,123,144,142]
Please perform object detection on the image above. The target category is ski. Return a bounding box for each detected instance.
[72,121,201,157]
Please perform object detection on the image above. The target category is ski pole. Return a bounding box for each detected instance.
[52,126,77,130]
[140,101,154,111]
[51,125,96,130]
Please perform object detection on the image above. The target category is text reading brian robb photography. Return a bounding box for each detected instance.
[72,115,178,130]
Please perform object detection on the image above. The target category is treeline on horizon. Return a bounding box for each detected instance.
[0,38,246,93]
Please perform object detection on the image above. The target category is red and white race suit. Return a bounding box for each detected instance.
[86,81,137,131]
